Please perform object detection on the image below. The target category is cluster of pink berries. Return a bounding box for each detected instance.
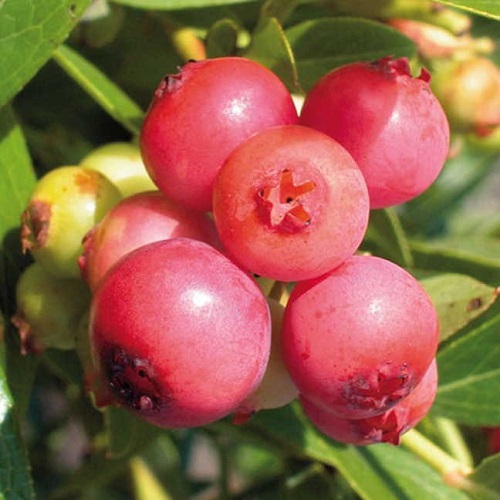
[17,55,449,446]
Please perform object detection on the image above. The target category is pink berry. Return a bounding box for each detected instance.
[281,254,439,419]
[140,57,298,212]
[89,238,271,428]
[212,125,369,282]
[299,57,450,208]
[79,191,219,291]
[301,359,438,445]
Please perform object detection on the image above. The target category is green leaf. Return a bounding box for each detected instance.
[362,208,414,269]
[401,142,499,237]
[434,0,500,20]
[205,18,240,58]
[285,17,416,91]
[0,366,35,499]
[465,454,500,500]
[260,0,299,25]
[0,105,38,418]
[0,106,36,240]
[245,17,300,92]
[359,444,469,500]
[420,274,498,342]
[247,404,467,499]
[410,237,500,287]
[105,406,161,460]
[433,299,500,426]
[110,0,258,10]
[52,44,144,136]
[0,0,91,108]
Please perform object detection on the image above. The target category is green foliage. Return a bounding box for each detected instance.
[285,17,416,90]
[0,0,499,498]
[52,44,145,136]
[435,0,500,20]
[0,367,35,499]
[0,0,91,108]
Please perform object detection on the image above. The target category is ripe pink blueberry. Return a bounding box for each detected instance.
[301,359,438,445]
[140,57,299,212]
[299,57,450,208]
[212,125,369,282]
[281,254,439,419]
[89,238,271,428]
[79,191,219,291]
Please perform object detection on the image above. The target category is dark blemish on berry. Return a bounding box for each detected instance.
[467,297,483,311]
[105,346,162,413]
[155,74,183,99]
[20,201,51,252]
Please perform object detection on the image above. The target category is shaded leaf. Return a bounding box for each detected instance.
[420,274,498,342]
[362,208,414,269]
[105,406,161,460]
[360,443,469,500]
[433,300,500,425]
[410,237,500,287]
[465,454,500,500]
[401,142,499,237]
[0,0,91,107]
[0,366,35,499]
[246,404,467,499]
[285,17,416,90]
[52,44,144,136]
[205,18,240,58]
[434,0,500,20]
[0,103,35,327]
[110,0,258,9]
[260,0,299,25]
[0,105,38,418]
[245,17,300,92]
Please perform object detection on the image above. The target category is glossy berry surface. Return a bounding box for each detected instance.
[79,191,219,291]
[20,166,121,278]
[212,125,369,282]
[299,57,450,208]
[281,254,439,419]
[301,359,438,446]
[89,238,271,428]
[140,57,299,212]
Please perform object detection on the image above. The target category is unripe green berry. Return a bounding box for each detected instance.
[11,262,90,353]
[20,166,121,278]
[80,142,157,198]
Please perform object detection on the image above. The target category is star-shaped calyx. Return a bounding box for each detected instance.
[256,169,316,232]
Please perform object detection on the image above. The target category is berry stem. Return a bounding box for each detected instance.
[269,280,289,306]
[432,417,474,469]
[130,457,170,500]
[400,428,473,485]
